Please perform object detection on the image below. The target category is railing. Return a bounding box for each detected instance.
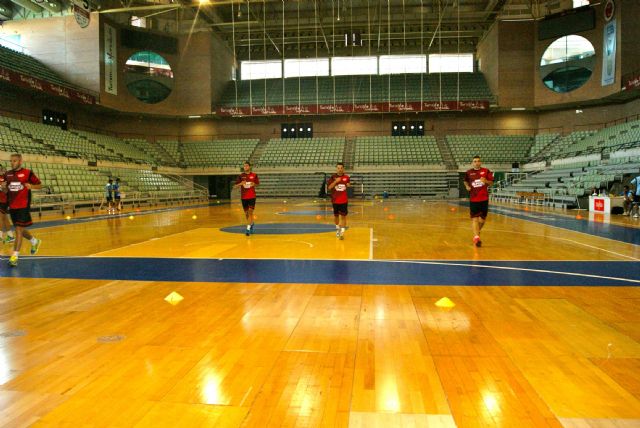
[31,190,208,217]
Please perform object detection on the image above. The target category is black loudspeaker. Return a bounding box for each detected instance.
[43,109,67,130]
[391,122,400,136]
[282,123,313,138]
[281,124,290,139]
[392,121,424,136]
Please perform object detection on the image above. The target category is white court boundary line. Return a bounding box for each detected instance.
[384,259,640,285]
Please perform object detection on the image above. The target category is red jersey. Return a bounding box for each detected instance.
[329,174,350,204]
[236,172,259,199]
[464,167,493,202]
[4,168,41,209]
[0,175,7,204]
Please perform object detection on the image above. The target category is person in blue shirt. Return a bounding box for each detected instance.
[631,175,640,202]
[113,178,122,212]
[622,185,633,215]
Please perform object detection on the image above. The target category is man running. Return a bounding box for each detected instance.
[328,162,351,240]
[0,165,15,244]
[234,161,259,236]
[2,154,42,267]
[463,155,493,247]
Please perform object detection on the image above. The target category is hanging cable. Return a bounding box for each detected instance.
[332,0,336,107]
[314,0,319,110]
[457,0,460,109]
[367,0,371,107]
[282,0,285,109]
[297,0,301,110]
[420,0,424,109]
[231,1,238,109]
[247,0,252,114]
[350,0,354,107]
[402,0,407,107]
[387,0,391,111]
[263,0,267,110]
[438,0,442,107]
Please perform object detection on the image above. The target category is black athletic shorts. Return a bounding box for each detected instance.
[469,200,489,219]
[332,203,348,216]
[106,196,113,202]
[10,207,33,227]
[0,202,7,214]
[241,198,256,211]
[635,194,640,203]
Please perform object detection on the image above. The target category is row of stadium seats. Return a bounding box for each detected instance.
[2,114,638,170]
[22,161,197,203]
[219,73,495,107]
[353,136,442,166]
[0,45,78,89]
[182,139,258,168]
[258,138,344,168]
[446,135,534,165]
[253,171,458,198]
[492,154,640,207]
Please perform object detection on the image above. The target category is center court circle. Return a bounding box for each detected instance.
[220,222,337,235]
[276,210,333,216]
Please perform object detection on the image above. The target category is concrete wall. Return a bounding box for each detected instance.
[98,18,212,116]
[533,1,622,107]
[621,0,640,77]
[0,14,100,93]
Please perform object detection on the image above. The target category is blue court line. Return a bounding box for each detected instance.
[1,257,638,286]
[27,204,212,230]
[458,202,640,246]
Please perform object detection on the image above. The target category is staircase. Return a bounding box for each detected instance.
[342,138,356,169]
[248,139,269,165]
[530,134,561,163]
[435,136,457,170]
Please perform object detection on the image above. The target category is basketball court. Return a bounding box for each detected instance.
[1,200,639,427]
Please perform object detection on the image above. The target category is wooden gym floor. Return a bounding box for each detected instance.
[0,199,639,427]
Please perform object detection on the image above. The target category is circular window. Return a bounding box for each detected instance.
[124,51,174,104]
[540,35,595,93]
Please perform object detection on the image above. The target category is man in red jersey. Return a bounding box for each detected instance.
[1,154,42,266]
[463,155,494,247]
[0,165,15,245]
[328,162,351,240]
[234,161,259,236]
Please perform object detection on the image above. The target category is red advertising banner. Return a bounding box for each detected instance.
[0,66,96,105]
[623,72,640,91]
[216,100,489,117]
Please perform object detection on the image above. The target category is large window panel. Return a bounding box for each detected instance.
[240,60,282,80]
[284,58,330,78]
[331,56,377,76]
[379,55,426,74]
[428,54,474,73]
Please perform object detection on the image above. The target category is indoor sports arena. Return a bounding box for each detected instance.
[0,0,639,426]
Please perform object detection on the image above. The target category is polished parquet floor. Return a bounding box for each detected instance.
[0,199,639,427]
